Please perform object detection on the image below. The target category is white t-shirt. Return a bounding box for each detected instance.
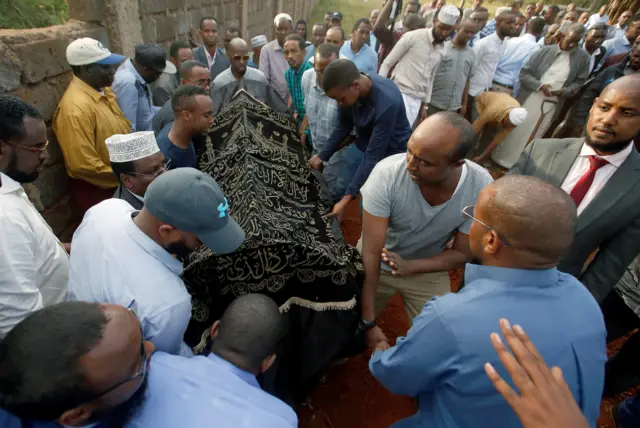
[361,154,493,261]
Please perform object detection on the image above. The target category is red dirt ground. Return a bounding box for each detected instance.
[298,199,636,428]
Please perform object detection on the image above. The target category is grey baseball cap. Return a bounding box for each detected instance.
[145,168,245,254]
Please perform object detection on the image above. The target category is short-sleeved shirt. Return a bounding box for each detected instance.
[361,154,493,261]
[156,123,196,169]
[285,61,313,118]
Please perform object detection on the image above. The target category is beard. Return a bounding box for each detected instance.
[89,377,148,428]
[165,241,194,258]
[585,132,633,155]
[4,151,39,183]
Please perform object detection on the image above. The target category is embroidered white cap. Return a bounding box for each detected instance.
[251,35,268,48]
[66,38,126,66]
[105,132,160,163]
[437,5,461,26]
[508,108,528,126]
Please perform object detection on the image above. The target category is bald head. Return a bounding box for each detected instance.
[228,37,248,53]
[481,175,576,263]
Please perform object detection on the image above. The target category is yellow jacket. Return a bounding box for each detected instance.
[53,76,130,189]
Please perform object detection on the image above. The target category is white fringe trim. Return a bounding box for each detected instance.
[278,296,357,313]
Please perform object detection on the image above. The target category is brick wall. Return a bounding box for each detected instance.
[0,0,319,239]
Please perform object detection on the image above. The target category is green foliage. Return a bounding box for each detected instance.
[0,0,69,29]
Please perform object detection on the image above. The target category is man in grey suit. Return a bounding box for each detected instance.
[194,17,231,82]
[509,74,640,304]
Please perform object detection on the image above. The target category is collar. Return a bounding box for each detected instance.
[204,47,217,61]
[464,263,561,288]
[579,141,633,168]
[122,211,183,275]
[126,188,146,203]
[589,46,603,58]
[0,172,23,195]
[123,58,147,86]
[69,76,106,102]
[272,40,284,52]
[207,353,260,388]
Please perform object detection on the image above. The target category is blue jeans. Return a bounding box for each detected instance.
[618,392,640,427]
[329,144,364,202]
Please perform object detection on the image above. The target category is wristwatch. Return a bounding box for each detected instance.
[358,319,377,332]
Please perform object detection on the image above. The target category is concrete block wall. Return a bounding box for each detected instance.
[0,22,111,239]
[0,0,319,239]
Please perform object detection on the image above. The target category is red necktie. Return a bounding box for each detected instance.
[569,155,609,207]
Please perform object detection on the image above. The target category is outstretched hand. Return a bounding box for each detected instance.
[381,248,416,276]
[484,319,589,428]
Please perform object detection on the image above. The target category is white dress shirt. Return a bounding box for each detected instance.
[561,142,634,215]
[68,199,193,356]
[469,32,507,96]
[588,47,604,74]
[0,173,68,337]
[586,13,609,29]
[205,48,217,70]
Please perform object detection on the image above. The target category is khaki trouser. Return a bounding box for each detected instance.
[375,270,452,321]
[357,238,452,321]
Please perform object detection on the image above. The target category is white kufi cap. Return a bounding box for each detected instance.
[437,5,461,26]
[508,108,528,126]
[106,132,160,163]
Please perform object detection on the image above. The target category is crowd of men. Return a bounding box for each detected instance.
[0,1,640,427]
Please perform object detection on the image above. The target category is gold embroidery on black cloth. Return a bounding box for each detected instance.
[182,90,363,346]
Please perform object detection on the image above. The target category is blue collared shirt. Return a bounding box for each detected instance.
[340,41,379,75]
[112,59,159,132]
[493,33,541,94]
[128,352,298,428]
[602,34,633,63]
[369,264,606,428]
[68,199,193,356]
[304,44,316,62]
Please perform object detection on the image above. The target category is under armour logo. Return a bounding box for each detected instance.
[218,198,229,218]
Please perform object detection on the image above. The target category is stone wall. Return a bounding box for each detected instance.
[0,22,111,239]
[0,0,318,239]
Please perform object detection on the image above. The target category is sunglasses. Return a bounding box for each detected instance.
[232,55,251,61]
[461,205,510,247]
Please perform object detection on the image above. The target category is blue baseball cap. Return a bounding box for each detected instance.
[66,38,126,66]
[145,168,245,255]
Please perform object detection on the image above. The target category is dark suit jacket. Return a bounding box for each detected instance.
[571,57,628,126]
[510,138,640,303]
[113,185,144,210]
[193,46,230,82]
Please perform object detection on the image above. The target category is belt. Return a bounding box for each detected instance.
[492,81,514,89]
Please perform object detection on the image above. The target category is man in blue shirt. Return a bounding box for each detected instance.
[340,18,378,75]
[601,14,640,63]
[113,44,176,131]
[369,174,606,428]
[308,59,411,219]
[129,294,297,428]
[0,301,155,427]
[157,84,214,169]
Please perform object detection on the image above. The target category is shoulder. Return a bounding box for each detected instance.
[371,153,406,178]
[464,160,494,186]
[373,75,402,99]
[529,137,582,155]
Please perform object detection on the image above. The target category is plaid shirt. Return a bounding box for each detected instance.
[478,19,497,39]
[285,60,313,120]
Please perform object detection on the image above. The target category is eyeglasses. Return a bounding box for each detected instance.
[232,55,251,61]
[130,159,171,177]
[461,205,510,247]
[5,140,49,153]
[84,326,148,402]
